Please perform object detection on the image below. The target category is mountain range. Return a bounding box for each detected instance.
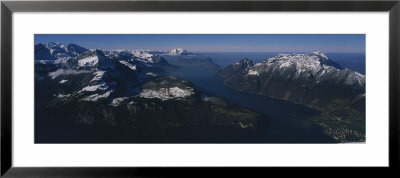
[35,42,365,143]
[34,42,268,142]
[218,52,365,142]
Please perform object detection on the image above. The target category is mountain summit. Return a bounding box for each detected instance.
[35,42,89,61]
[265,52,344,74]
[168,48,188,55]
[219,52,365,105]
[218,58,255,78]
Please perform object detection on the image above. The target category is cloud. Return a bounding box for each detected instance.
[48,69,90,79]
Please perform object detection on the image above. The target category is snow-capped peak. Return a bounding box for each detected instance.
[35,42,88,61]
[267,52,342,71]
[243,52,364,87]
[168,48,188,55]
[131,49,154,59]
[45,42,63,49]
[75,49,115,69]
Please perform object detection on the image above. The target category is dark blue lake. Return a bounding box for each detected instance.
[165,67,335,143]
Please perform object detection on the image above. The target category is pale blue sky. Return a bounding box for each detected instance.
[35,34,365,53]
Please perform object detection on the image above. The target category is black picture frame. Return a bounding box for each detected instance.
[1,0,399,177]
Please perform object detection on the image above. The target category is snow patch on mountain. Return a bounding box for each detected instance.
[82,89,114,101]
[119,61,137,70]
[107,49,155,62]
[168,48,188,55]
[346,71,365,86]
[248,69,259,76]
[145,72,157,77]
[91,70,106,81]
[254,63,262,67]
[135,56,161,64]
[131,50,153,59]
[57,94,70,98]
[169,87,193,97]
[110,97,129,106]
[238,122,254,129]
[78,56,99,67]
[139,86,194,100]
[80,82,109,92]
[59,80,68,84]
[278,61,292,69]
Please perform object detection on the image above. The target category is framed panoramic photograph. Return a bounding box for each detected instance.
[1,0,399,177]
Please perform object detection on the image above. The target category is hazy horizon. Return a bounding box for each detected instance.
[35,34,365,53]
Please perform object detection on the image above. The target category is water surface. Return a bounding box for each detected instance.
[166,66,336,143]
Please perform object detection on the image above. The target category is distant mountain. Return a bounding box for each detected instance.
[104,48,219,70]
[104,49,177,78]
[35,43,56,61]
[219,52,366,142]
[35,42,89,62]
[162,54,220,70]
[168,48,189,55]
